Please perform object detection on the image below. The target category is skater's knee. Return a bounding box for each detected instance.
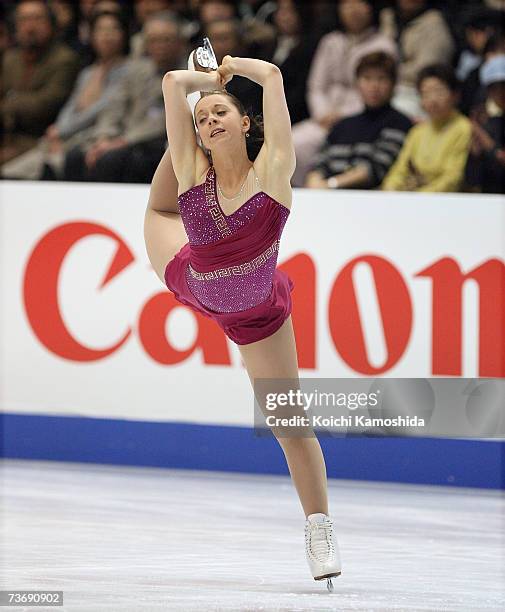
[274,432,315,452]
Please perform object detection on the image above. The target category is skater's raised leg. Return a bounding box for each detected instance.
[144,147,188,283]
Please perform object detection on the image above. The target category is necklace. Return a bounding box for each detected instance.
[216,167,252,201]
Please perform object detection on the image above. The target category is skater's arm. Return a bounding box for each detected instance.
[218,56,295,176]
[161,70,222,192]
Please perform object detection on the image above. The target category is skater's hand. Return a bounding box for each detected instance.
[208,69,227,90]
[217,55,235,88]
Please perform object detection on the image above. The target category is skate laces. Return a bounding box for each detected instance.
[305,517,334,562]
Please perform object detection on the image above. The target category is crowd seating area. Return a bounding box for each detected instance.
[1,0,504,193]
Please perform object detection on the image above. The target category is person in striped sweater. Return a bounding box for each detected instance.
[305,51,412,190]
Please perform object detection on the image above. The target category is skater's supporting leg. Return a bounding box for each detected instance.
[238,315,329,518]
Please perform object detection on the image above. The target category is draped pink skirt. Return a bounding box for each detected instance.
[164,242,294,345]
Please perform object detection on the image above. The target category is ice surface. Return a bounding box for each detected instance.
[1,460,503,611]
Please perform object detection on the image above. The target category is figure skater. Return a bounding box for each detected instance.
[143,42,342,591]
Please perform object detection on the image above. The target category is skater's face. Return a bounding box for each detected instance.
[195,94,250,153]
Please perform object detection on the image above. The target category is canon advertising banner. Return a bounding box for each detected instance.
[1,182,504,487]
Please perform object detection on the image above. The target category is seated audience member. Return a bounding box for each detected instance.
[129,0,174,58]
[465,54,505,194]
[2,11,129,180]
[291,0,397,187]
[77,0,124,60]
[63,11,187,183]
[456,7,497,83]
[203,18,263,117]
[189,0,239,45]
[191,0,276,55]
[382,64,472,192]
[380,0,455,119]
[1,0,80,165]
[48,0,82,54]
[462,31,505,117]
[305,52,412,190]
[259,0,319,125]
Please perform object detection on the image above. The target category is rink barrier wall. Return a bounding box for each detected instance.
[2,413,504,490]
[1,182,504,489]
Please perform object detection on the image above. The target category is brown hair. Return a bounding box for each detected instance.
[195,90,264,161]
[355,52,398,83]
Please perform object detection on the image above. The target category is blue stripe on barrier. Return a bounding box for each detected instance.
[1,413,503,489]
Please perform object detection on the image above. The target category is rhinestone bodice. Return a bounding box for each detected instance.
[177,166,290,312]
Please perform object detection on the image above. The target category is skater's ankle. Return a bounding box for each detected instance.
[306,511,329,521]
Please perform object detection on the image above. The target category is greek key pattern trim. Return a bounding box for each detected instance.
[188,239,280,280]
[205,167,232,238]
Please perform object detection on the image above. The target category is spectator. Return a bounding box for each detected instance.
[63,11,187,182]
[204,18,263,117]
[48,0,81,54]
[259,0,319,125]
[198,0,238,24]
[382,64,472,192]
[461,30,505,117]
[1,0,80,165]
[240,0,278,23]
[291,0,397,187]
[77,0,124,55]
[2,11,130,180]
[455,6,497,83]
[465,54,505,194]
[379,0,455,119]
[129,0,174,58]
[189,0,239,45]
[305,52,412,190]
[205,17,243,64]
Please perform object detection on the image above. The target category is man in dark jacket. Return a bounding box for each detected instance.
[1,0,80,164]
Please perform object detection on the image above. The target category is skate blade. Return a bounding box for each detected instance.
[314,571,341,581]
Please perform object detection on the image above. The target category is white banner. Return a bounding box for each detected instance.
[1,182,503,425]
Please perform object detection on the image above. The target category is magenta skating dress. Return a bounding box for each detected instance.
[164,165,294,345]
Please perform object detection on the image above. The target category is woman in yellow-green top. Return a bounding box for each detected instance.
[382,64,471,192]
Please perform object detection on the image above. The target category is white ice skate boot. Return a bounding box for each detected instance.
[305,513,342,592]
